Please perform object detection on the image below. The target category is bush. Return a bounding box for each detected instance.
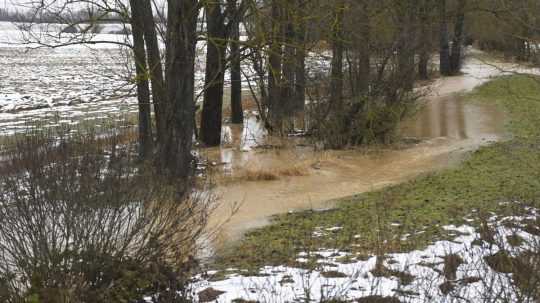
[61,25,80,34]
[0,128,212,302]
[309,91,418,149]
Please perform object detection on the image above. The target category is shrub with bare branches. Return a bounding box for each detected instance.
[0,128,213,302]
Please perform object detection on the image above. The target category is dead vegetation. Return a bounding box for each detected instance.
[0,128,213,302]
[240,164,310,181]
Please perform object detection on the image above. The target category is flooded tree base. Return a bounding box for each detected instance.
[203,57,511,248]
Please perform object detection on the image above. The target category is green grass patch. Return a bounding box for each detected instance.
[213,75,540,272]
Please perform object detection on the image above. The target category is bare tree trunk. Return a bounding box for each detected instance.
[330,0,344,109]
[449,0,466,75]
[159,0,199,183]
[439,0,451,76]
[357,0,370,95]
[201,1,227,146]
[293,0,306,113]
[129,0,153,159]
[346,1,370,98]
[229,0,244,124]
[418,0,431,80]
[418,46,430,80]
[281,6,296,131]
[267,0,283,133]
[139,0,166,143]
[294,32,306,113]
[397,1,417,91]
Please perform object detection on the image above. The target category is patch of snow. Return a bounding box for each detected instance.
[192,213,540,302]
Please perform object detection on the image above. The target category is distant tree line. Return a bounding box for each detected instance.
[0,7,123,23]
[0,8,25,22]
[468,0,540,64]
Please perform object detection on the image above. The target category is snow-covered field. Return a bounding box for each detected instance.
[0,21,141,136]
[191,204,540,302]
[0,46,139,135]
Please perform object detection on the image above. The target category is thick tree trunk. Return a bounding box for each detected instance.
[449,0,466,75]
[229,0,243,124]
[357,0,370,95]
[418,49,430,80]
[267,0,283,133]
[139,0,166,142]
[201,2,227,146]
[330,0,344,109]
[159,0,199,183]
[129,0,153,159]
[418,0,431,80]
[293,0,306,113]
[346,1,370,98]
[439,0,451,76]
[397,1,417,91]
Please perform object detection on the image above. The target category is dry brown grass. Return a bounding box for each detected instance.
[227,149,360,183]
[242,169,281,181]
[204,145,338,185]
[239,163,310,182]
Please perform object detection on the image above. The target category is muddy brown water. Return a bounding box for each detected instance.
[198,57,514,254]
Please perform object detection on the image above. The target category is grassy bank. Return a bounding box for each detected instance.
[212,75,540,273]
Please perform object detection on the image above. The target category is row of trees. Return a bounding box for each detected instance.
[469,0,540,63]
[0,6,124,23]
[19,0,475,185]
